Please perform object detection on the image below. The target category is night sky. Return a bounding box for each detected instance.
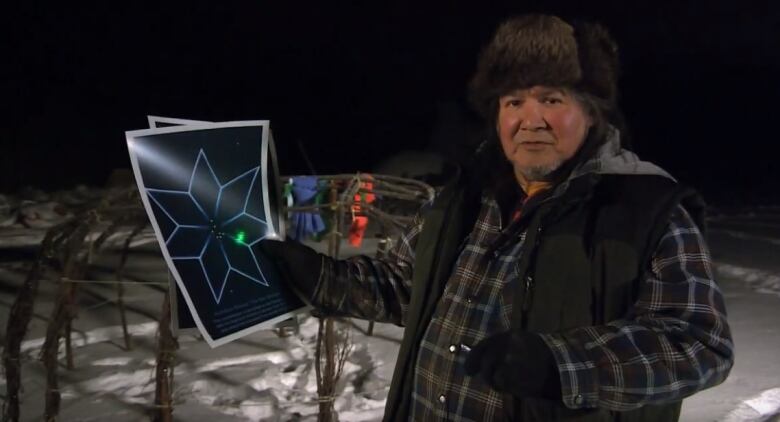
[4,1,780,205]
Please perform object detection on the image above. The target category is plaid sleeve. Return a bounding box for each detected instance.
[311,211,423,326]
[539,204,734,411]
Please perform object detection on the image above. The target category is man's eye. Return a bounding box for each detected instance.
[506,99,522,107]
[542,97,563,105]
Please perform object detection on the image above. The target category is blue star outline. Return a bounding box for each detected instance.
[146,149,271,304]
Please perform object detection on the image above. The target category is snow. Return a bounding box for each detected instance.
[742,389,780,417]
[91,357,135,366]
[724,388,780,422]
[18,321,160,354]
[716,264,780,298]
[717,230,780,247]
[1,310,400,421]
[1,189,779,421]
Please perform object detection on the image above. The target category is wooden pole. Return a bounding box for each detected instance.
[115,223,146,350]
[153,291,177,422]
[42,276,79,422]
[1,234,55,422]
[42,222,91,422]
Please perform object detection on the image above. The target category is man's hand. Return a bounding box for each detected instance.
[464,331,562,400]
[255,238,323,301]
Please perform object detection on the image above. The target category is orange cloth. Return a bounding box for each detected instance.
[348,215,369,247]
[348,181,376,247]
[511,181,552,223]
[524,181,552,198]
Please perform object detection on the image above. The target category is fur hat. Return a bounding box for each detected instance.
[468,14,620,121]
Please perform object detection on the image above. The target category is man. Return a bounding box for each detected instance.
[259,14,734,421]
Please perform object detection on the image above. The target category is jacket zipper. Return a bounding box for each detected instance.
[521,275,534,312]
[520,223,542,320]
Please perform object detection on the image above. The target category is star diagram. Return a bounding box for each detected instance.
[146,149,271,303]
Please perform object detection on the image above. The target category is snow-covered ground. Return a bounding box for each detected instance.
[0,235,403,422]
[1,192,779,421]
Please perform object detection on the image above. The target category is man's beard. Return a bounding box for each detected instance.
[515,159,564,182]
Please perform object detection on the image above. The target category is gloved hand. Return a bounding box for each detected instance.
[464,331,562,400]
[255,238,323,301]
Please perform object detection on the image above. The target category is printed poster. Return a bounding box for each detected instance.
[127,120,306,347]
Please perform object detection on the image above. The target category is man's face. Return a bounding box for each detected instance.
[496,86,592,184]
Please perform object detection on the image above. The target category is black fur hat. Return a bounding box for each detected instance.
[468,14,620,121]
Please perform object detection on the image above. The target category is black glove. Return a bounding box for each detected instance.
[255,238,323,301]
[464,331,562,400]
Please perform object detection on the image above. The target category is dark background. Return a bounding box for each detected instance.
[4,1,779,205]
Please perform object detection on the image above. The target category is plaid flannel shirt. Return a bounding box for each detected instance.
[312,194,733,421]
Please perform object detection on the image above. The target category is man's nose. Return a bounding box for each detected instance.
[518,102,547,130]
